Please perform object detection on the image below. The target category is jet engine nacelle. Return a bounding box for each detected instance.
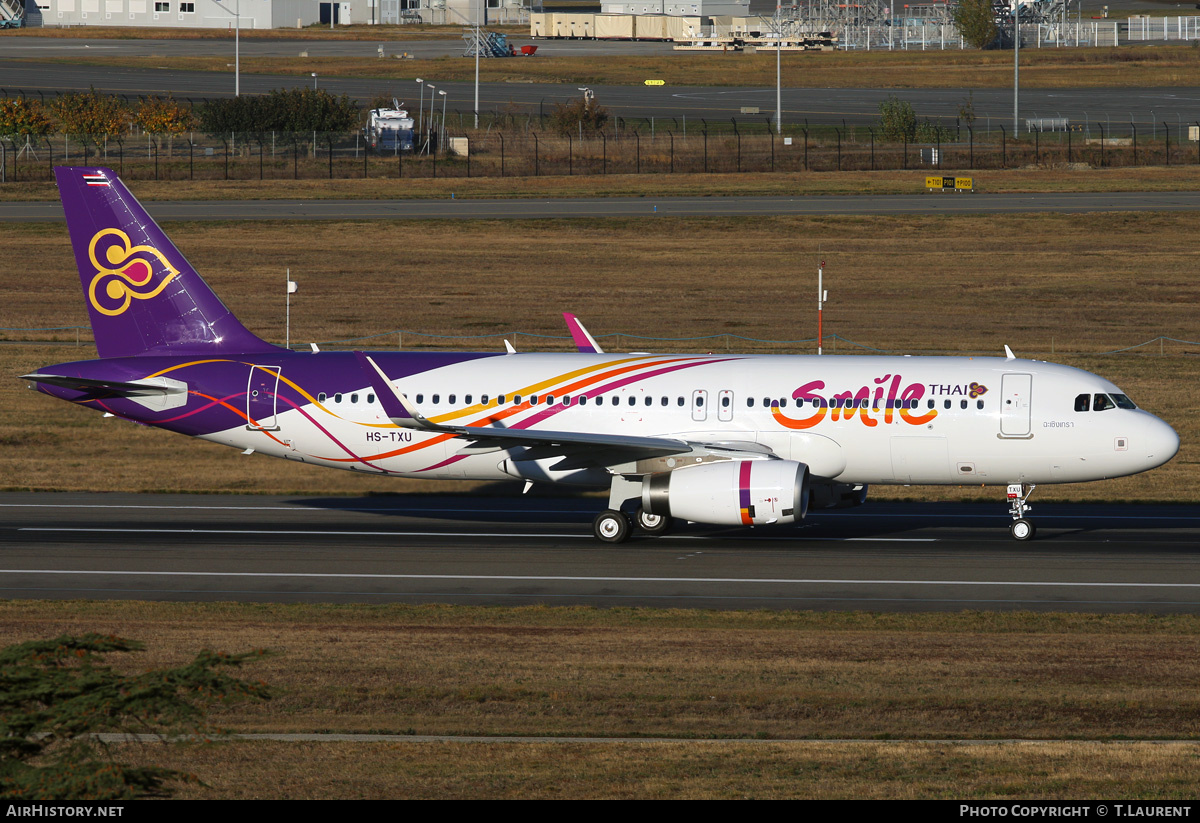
[808,482,869,510]
[642,459,809,527]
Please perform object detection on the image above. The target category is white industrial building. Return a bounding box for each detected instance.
[26,0,523,26]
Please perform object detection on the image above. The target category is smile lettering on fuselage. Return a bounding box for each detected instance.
[772,374,939,430]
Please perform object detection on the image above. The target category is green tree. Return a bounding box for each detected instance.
[49,89,129,146]
[135,96,196,158]
[953,0,1000,49]
[0,634,269,800]
[548,97,609,138]
[0,98,54,141]
[197,88,359,138]
[878,95,918,141]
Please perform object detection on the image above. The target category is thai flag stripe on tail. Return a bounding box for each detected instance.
[83,173,109,187]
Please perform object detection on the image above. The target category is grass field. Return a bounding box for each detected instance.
[23,43,1200,89]
[5,167,1200,203]
[3,210,1196,499]
[5,602,1200,798]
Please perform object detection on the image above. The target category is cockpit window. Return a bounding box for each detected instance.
[1074,394,1090,412]
[1112,393,1137,410]
[1093,393,1115,412]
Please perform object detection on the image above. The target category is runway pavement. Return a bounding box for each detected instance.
[3,492,1199,612]
[6,191,1200,222]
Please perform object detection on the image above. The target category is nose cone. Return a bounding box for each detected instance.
[1140,414,1180,472]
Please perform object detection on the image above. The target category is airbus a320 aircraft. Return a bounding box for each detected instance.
[23,168,1180,542]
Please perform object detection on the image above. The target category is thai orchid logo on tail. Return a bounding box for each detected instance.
[86,228,179,316]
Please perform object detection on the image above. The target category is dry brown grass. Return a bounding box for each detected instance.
[4,603,1200,797]
[2,212,1197,499]
[111,740,1200,799]
[5,167,1200,203]
[26,44,1200,88]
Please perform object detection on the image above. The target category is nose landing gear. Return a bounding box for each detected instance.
[1007,483,1036,541]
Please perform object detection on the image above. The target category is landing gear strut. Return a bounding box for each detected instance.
[1007,483,1036,541]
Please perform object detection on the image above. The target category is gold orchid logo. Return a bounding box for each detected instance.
[86,228,179,316]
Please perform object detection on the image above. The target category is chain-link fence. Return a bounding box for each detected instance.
[4,118,1200,183]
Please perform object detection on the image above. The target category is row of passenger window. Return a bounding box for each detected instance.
[318,392,376,405]
[366,393,987,410]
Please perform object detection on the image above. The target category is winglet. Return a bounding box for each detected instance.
[563,312,604,354]
[1004,345,1016,361]
[354,351,440,431]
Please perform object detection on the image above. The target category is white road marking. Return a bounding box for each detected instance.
[17,527,935,542]
[1,568,1197,588]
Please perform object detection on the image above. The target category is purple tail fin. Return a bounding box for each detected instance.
[55,167,279,358]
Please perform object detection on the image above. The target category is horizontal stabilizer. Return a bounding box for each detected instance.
[23,372,188,411]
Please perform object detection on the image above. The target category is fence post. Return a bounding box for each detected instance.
[803,128,809,171]
[1,141,6,184]
[1132,122,1137,165]
[836,128,842,171]
[152,138,159,181]
[635,131,640,174]
[1067,127,1071,164]
[499,132,505,177]
[669,131,674,173]
[328,135,334,179]
[870,127,875,170]
[363,142,368,178]
[967,125,972,168]
[999,125,1005,168]
[601,133,606,175]
[533,132,538,176]
[1098,123,1106,167]
[222,137,229,180]
[189,139,193,180]
[1164,121,1169,166]
[902,132,907,170]
[260,139,265,180]
[1034,127,1039,165]
[703,128,708,173]
[294,137,300,180]
[568,133,572,176]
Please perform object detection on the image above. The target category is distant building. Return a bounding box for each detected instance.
[30,0,527,27]
[39,0,331,27]
[599,0,747,14]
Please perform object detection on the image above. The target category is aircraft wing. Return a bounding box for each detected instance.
[355,352,690,461]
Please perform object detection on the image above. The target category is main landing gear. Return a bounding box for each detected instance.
[592,507,673,543]
[593,475,673,543]
[1007,483,1037,541]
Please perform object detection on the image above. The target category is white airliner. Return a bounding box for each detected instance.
[25,168,1181,543]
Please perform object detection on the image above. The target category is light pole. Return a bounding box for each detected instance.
[213,0,241,96]
[438,89,448,150]
[1013,1,1020,134]
[416,78,425,134]
[775,2,782,134]
[312,72,318,90]
[425,84,435,153]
